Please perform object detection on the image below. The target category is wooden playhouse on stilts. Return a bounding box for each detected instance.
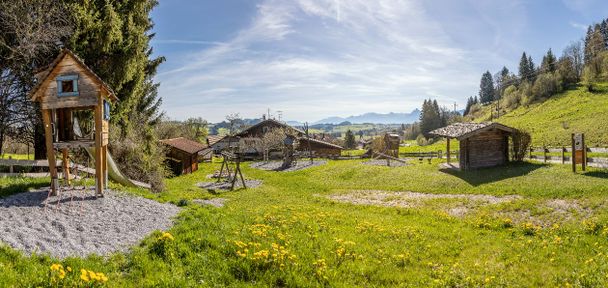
[29,49,118,197]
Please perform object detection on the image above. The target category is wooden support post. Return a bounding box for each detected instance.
[571,133,576,173]
[582,134,586,172]
[42,109,58,195]
[94,103,104,196]
[446,138,451,164]
[562,146,565,164]
[102,145,108,189]
[529,147,533,160]
[543,146,547,163]
[62,148,70,185]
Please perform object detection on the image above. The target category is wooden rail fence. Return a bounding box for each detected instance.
[528,146,608,168]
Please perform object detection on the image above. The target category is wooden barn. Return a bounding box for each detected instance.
[297,137,343,158]
[160,137,206,176]
[430,122,518,170]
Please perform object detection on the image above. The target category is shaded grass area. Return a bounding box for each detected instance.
[1,160,608,286]
[0,177,49,198]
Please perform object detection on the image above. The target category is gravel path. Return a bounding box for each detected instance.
[361,159,408,167]
[0,188,180,259]
[249,160,326,172]
[197,179,263,191]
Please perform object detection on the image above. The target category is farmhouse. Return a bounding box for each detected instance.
[209,119,343,158]
[430,122,518,170]
[297,137,343,158]
[160,137,206,176]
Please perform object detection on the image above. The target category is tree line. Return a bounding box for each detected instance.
[0,0,167,190]
[463,18,608,118]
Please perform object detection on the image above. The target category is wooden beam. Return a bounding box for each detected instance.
[62,148,70,185]
[42,109,58,195]
[446,138,451,164]
[94,98,104,196]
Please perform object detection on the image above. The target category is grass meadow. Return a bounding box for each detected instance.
[1,158,608,287]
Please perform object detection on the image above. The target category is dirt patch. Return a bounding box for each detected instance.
[361,159,407,167]
[328,190,521,217]
[193,198,227,208]
[497,199,592,227]
[0,188,180,259]
[197,179,263,191]
[250,160,326,172]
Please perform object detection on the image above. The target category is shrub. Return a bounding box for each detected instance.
[511,130,531,162]
[531,73,560,101]
[109,120,168,192]
[416,134,428,146]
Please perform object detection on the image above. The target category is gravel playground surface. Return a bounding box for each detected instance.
[0,188,180,259]
[249,160,327,172]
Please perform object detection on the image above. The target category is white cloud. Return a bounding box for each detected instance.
[156,0,522,122]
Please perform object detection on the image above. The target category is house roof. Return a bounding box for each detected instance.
[429,122,517,140]
[160,137,207,154]
[298,137,344,150]
[236,119,305,137]
[206,135,224,146]
[29,48,118,102]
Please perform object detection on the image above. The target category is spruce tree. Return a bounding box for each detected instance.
[344,129,356,149]
[541,48,556,72]
[527,56,536,82]
[479,71,495,104]
[519,52,530,82]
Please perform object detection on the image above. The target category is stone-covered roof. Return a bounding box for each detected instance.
[298,137,344,149]
[206,135,224,146]
[236,119,305,137]
[160,137,207,154]
[429,122,517,140]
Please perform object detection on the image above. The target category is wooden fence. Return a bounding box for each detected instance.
[528,147,608,168]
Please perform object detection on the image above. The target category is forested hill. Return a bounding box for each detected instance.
[467,83,608,147]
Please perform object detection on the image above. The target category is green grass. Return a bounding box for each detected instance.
[399,140,460,154]
[2,160,608,286]
[0,153,33,160]
[470,83,608,147]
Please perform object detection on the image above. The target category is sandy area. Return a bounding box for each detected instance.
[328,190,521,217]
[0,188,180,259]
[250,160,326,172]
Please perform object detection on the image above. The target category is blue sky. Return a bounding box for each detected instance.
[150,0,608,123]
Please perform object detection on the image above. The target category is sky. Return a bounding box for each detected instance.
[150,0,608,123]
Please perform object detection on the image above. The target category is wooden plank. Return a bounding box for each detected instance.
[42,109,58,195]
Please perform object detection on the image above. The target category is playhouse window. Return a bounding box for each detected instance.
[56,74,79,97]
[104,100,111,120]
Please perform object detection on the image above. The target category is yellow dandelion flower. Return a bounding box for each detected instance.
[66,266,72,272]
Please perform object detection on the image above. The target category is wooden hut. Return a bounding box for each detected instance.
[430,122,518,170]
[297,137,343,158]
[160,137,206,176]
[29,49,118,196]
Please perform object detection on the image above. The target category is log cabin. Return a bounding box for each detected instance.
[160,137,207,176]
[430,122,518,170]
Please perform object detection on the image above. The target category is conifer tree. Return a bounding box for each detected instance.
[519,52,530,82]
[479,71,495,104]
[541,48,556,72]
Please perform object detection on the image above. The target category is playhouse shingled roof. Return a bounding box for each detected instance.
[29,49,118,102]
[160,137,207,154]
[429,122,517,140]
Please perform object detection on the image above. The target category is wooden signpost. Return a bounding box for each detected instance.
[571,133,586,172]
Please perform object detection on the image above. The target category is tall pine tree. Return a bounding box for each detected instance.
[541,48,556,72]
[519,52,530,82]
[479,71,495,104]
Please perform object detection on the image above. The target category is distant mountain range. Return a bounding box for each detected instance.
[311,110,421,125]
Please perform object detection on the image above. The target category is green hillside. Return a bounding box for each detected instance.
[470,83,608,147]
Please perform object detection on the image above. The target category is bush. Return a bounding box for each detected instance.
[416,134,428,146]
[501,85,520,109]
[511,130,531,162]
[109,118,168,192]
[531,73,560,101]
